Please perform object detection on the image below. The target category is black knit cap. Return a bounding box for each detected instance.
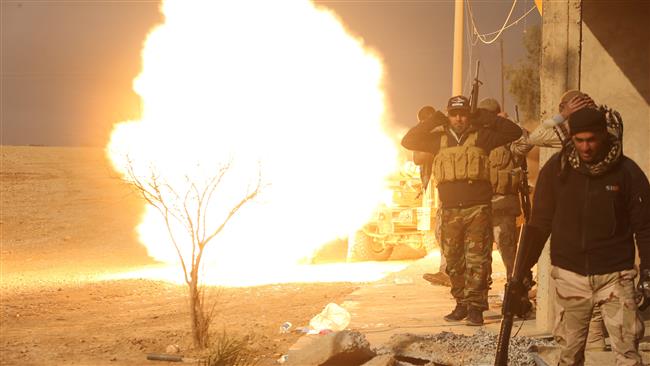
[569,108,606,135]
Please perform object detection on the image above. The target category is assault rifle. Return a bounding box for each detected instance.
[494,229,534,366]
[469,61,482,114]
[516,105,531,222]
[494,104,533,366]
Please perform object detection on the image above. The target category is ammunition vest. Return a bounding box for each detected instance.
[432,132,490,185]
[488,145,523,195]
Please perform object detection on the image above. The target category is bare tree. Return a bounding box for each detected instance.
[124,157,261,348]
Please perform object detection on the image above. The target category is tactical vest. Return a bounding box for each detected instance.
[488,145,522,195]
[432,132,490,184]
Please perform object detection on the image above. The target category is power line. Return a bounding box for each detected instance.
[476,5,538,38]
[463,0,474,96]
[466,0,537,45]
[467,0,518,44]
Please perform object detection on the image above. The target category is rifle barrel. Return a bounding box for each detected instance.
[470,60,481,113]
[495,315,514,366]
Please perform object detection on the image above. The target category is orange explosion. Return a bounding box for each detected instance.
[106,0,404,286]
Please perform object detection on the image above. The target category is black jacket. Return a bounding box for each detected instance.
[401,110,522,208]
[527,153,650,275]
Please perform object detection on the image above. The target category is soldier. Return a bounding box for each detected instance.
[402,95,522,325]
[527,89,597,148]
[411,106,451,287]
[411,106,439,258]
[412,106,436,191]
[423,97,530,286]
[526,90,623,352]
[478,98,532,279]
[510,107,650,365]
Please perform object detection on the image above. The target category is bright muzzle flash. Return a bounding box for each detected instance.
[106,0,402,286]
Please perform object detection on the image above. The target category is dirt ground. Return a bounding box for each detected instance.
[0,146,360,366]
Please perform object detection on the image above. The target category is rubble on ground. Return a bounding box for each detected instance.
[376,329,556,366]
[285,329,556,366]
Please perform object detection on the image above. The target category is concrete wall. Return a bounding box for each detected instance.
[581,0,650,175]
[536,0,650,333]
[537,0,582,334]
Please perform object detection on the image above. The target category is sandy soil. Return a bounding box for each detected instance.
[0,146,359,366]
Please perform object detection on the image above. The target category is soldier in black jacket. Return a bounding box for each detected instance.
[513,107,650,365]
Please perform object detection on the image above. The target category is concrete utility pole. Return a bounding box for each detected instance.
[452,0,464,96]
[537,0,582,334]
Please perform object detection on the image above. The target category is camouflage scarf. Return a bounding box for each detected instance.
[562,106,623,177]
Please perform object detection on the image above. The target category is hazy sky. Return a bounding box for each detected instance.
[1,0,540,147]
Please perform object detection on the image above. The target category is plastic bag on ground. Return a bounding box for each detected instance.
[309,302,351,331]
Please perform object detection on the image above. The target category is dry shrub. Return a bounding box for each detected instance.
[204,330,259,366]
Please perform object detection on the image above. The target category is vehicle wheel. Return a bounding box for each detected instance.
[390,234,428,260]
[390,244,427,260]
[347,230,393,262]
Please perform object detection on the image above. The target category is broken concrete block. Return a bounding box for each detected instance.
[286,330,375,366]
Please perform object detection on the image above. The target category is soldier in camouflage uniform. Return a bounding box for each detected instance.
[402,95,522,325]
[424,98,531,284]
[478,98,533,279]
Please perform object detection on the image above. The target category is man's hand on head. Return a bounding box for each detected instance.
[471,109,497,128]
[427,110,449,127]
[561,95,594,119]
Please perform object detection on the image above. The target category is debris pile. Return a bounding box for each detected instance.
[284,329,556,366]
[377,329,556,366]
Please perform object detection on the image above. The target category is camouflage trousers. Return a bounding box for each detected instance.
[439,204,492,310]
[492,214,517,279]
[551,266,644,366]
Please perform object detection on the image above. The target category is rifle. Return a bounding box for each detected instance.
[515,105,531,222]
[469,61,482,114]
[494,226,533,366]
[494,105,533,366]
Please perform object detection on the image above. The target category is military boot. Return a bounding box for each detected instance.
[422,272,452,287]
[443,303,468,322]
[465,307,484,326]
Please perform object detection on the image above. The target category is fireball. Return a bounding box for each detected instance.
[106,0,402,286]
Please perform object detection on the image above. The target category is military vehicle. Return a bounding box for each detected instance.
[347,163,437,262]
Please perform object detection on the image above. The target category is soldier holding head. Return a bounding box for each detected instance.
[401,95,522,326]
[412,105,437,191]
[478,98,532,279]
